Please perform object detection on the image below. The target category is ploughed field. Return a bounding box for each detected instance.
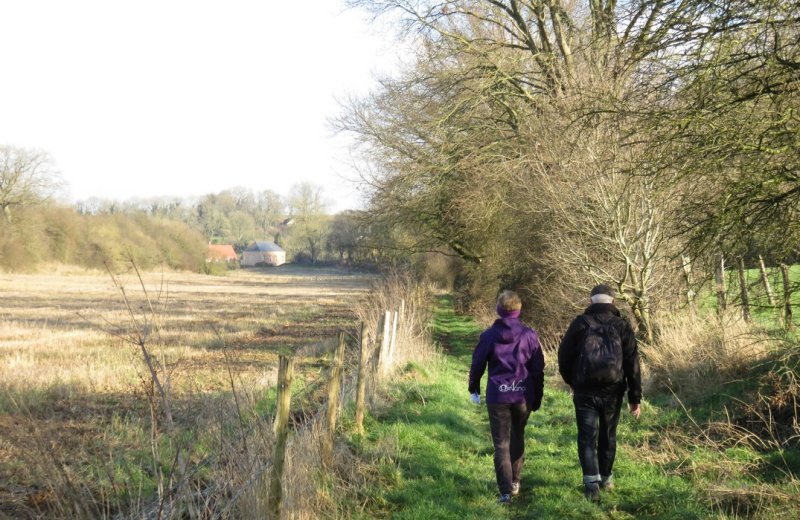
[0,265,372,516]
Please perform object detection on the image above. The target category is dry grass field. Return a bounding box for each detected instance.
[0,264,374,517]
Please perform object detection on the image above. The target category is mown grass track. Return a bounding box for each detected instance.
[346,295,800,519]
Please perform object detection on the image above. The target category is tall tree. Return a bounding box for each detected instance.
[341,0,702,333]
[196,199,229,243]
[286,183,330,263]
[227,210,256,247]
[255,189,285,239]
[327,210,364,263]
[644,0,800,260]
[0,146,61,223]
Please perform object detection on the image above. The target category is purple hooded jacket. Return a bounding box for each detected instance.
[468,316,545,407]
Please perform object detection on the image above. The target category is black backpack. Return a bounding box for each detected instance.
[573,314,624,386]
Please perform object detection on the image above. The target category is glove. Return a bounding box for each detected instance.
[470,393,481,405]
[529,400,541,412]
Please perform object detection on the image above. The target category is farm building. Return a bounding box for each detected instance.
[206,244,238,263]
[242,241,286,266]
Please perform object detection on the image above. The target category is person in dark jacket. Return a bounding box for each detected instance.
[469,290,545,504]
[558,284,642,502]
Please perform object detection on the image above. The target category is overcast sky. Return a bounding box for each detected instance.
[0,0,401,212]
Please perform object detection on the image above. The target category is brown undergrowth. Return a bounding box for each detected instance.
[641,310,773,398]
[636,310,800,518]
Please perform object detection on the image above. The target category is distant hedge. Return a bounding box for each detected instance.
[0,205,206,272]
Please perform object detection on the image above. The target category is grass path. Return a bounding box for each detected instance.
[348,296,708,519]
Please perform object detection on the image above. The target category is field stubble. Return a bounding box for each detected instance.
[0,265,373,518]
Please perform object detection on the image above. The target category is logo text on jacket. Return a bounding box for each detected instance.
[498,380,526,392]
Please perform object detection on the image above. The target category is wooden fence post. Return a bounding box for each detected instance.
[322,332,346,468]
[380,310,391,375]
[354,322,368,433]
[387,310,399,369]
[399,299,406,341]
[758,255,776,307]
[268,355,294,520]
[781,263,794,330]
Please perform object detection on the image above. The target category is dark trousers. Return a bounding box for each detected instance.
[573,393,623,483]
[487,402,530,494]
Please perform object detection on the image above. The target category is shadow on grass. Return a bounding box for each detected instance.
[366,387,506,519]
[433,295,482,359]
[358,295,707,519]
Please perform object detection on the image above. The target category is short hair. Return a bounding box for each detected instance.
[497,290,522,311]
[590,284,615,303]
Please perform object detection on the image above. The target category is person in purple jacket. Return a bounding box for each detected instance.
[468,290,545,504]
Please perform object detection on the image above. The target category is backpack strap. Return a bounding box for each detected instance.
[580,314,598,330]
[582,313,618,331]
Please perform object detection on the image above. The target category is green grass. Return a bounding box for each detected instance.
[344,295,800,519]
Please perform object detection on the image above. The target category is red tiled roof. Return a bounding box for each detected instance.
[207,244,238,261]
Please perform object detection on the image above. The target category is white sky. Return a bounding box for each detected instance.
[0,0,401,212]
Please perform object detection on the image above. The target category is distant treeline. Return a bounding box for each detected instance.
[0,205,207,272]
[0,180,383,272]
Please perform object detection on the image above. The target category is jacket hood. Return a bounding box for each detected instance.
[469,316,543,405]
[493,317,527,344]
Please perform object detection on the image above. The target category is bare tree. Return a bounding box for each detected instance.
[288,182,326,217]
[255,189,284,239]
[636,0,800,263]
[327,210,368,263]
[0,145,61,223]
[286,183,330,263]
[339,0,701,331]
[227,210,256,246]
[197,201,229,243]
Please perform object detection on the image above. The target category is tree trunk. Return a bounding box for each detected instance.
[715,254,727,314]
[632,301,654,344]
[548,1,574,76]
[681,255,696,308]
[781,263,794,330]
[758,255,776,307]
[623,265,654,343]
[738,256,751,323]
